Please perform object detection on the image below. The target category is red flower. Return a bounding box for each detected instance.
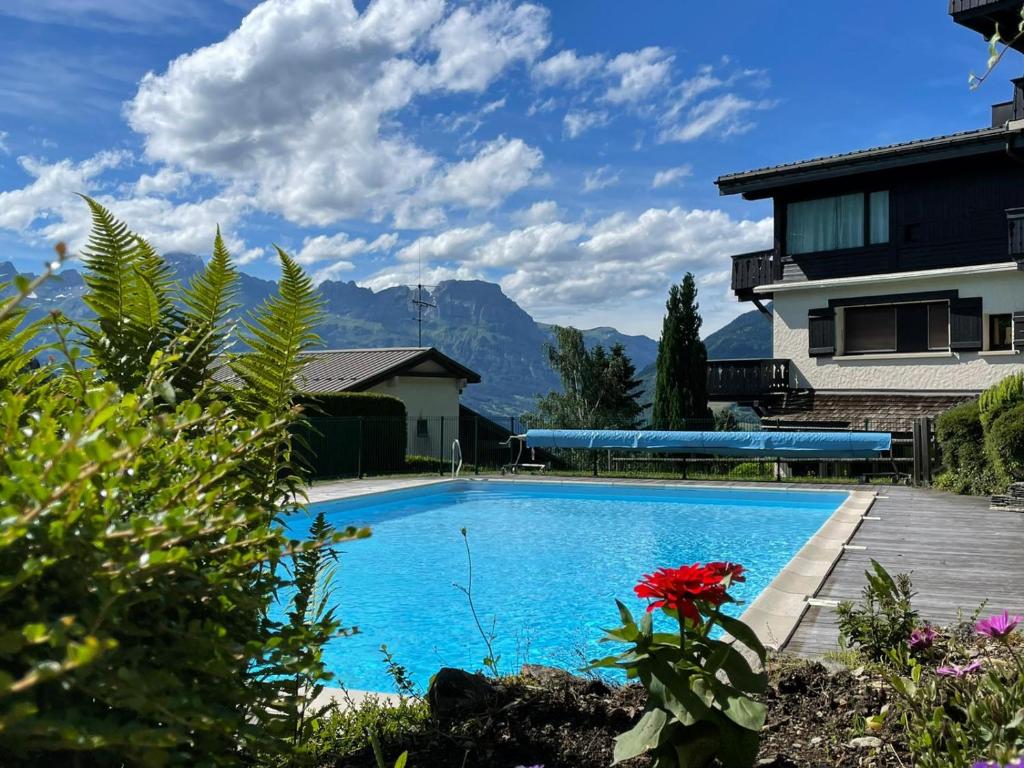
[707,561,746,584]
[634,563,733,623]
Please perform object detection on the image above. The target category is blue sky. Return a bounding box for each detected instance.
[0,0,1005,336]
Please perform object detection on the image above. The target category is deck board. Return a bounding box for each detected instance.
[784,486,1024,657]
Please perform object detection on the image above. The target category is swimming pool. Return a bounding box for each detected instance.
[297,480,847,692]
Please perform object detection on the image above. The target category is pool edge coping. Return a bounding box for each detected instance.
[737,488,876,654]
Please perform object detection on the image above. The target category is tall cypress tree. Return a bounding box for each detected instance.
[651,273,712,429]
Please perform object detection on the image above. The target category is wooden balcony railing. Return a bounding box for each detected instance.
[731,249,779,300]
[1008,208,1024,268]
[707,358,791,401]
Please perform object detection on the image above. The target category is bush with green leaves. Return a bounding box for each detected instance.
[935,399,1000,496]
[0,198,367,765]
[985,400,1024,487]
[979,371,1024,430]
[836,560,918,664]
[591,562,766,768]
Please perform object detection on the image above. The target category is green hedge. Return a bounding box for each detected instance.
[301,392,407,419]
[978,371,1024,430]
[935,374,1024,495]
[935,400,999,495]
[986,400,1024,486]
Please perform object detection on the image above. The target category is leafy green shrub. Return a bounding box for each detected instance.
[296,695,426,764]
[592,562,766,767]
[403,454,441,473]
[0,200,365,765]
[979,371,1024,430]
[985,400,1024,487]
[836,560,918,663]
[934,399,999,495]
[728,461,772,480]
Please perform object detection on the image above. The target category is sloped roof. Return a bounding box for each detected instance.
[716,125,1020,199]
[295,347,481,394]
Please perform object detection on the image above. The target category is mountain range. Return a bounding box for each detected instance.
[1,254,770,417]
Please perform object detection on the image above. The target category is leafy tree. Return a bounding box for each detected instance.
[529,326,645,429]
[0,198,366,765]
[652,273,712,429]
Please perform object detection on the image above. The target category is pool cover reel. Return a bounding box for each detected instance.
[524,429,891,459]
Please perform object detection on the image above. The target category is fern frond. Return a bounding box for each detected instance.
[232,246,322,417]
[78,197,183,392]
[175,228,240,398]
[132,235,178,332]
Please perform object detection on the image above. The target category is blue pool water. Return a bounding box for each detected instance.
[294,481,845,692]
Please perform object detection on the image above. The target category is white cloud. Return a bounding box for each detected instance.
[651,163,693,188]
[582,165,620,193]
[532,49,604,87]
[514,200,561,225]
[0,151,129,231]
[0,0,227,31]
[475,220,584,267]
[429,2,549,92]
[422,136,544,209]
[133,166,190,196]
[603,46,673,104]
[396,224,494,263]
[0,131,9,155]
[295,231,397,266]
[126,0,548,229]
[563,109,608,139]
[659,93,774,143]
[362,261,484,292]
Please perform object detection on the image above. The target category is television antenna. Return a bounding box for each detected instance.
[410,246,436,347]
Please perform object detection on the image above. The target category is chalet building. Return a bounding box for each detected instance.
[708,0,1024,428]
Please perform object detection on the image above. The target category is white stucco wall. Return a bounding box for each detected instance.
[772,267,1024,392]
[368,360,464,458]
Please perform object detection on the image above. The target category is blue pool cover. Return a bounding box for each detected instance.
[525,429,891,458]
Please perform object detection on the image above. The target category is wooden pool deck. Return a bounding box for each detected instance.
[305,476,1024,658]
[784,486,1024,656]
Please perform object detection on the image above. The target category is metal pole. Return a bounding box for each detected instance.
[357,417,363,479]
[439,417,445,476]
[474,416,480,475]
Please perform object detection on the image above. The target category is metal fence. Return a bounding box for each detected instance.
[296,412,940,486]
[295,413,528,480]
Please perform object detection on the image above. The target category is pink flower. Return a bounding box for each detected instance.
[936,660,983,678]
[975,610,1023,639]
[908,625,937,651]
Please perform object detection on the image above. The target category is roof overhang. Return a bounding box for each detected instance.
[756,261,1021,295]
[716,125,1023,200]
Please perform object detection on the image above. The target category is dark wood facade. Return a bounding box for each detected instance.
[777,155,1024,282]
[729,152,1024,297]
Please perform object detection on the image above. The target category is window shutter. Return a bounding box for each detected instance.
[808,308,835,357]
[949,297,983,351]
[1014,311,1024,352]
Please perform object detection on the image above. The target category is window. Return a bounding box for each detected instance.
[869,191,890,245]
[845,305,895,353]
[843,301,949,355]
[990,314,1013,351]
[786,191,889,254]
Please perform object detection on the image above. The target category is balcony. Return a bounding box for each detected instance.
[950,1,1024,52]
[731,249,780,301]
[707,358,791,401]
[1008,208,1024,268]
